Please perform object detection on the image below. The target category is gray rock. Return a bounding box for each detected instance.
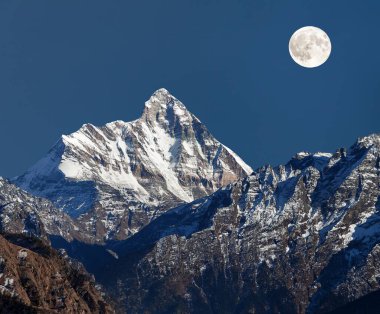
[0,177,83,242]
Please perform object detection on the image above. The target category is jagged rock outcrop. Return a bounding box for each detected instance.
[14,88,252,242]
[0,233,113,313]
[96,134,380,314]
[0,178,83,243]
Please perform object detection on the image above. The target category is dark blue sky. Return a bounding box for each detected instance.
[0,0,379,177]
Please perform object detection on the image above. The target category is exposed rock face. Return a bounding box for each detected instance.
[0,233,113,313]
[0,178,82,243]
[8,88,380,312]
[14,88,252,242]
[96,134,380,314]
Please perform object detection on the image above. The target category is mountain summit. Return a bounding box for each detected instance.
[15,89,252,241]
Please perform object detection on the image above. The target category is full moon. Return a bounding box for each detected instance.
[289,26,331,68]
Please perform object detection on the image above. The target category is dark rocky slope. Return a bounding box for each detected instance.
[95,134,380,314]
[0,233,113,313]
[328,289,380,314]
[0,177,84,243]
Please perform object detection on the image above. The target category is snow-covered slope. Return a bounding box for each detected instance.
[100,134,380,313]
[14,88,252,241]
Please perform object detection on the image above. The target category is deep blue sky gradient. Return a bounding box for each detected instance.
[0,0,379,177]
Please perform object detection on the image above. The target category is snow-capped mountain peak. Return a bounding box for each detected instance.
[355,133,380,149]
[14,89,252,241]
[142,88,193,127]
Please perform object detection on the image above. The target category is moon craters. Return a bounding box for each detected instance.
[289,26,331,68]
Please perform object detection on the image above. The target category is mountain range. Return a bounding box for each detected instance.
[1,89,379,313]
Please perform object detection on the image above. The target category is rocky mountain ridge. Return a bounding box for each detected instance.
[0,177,82,243]
[14,88,252,242]
[0,233,113,313]
[93,133,380,313]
